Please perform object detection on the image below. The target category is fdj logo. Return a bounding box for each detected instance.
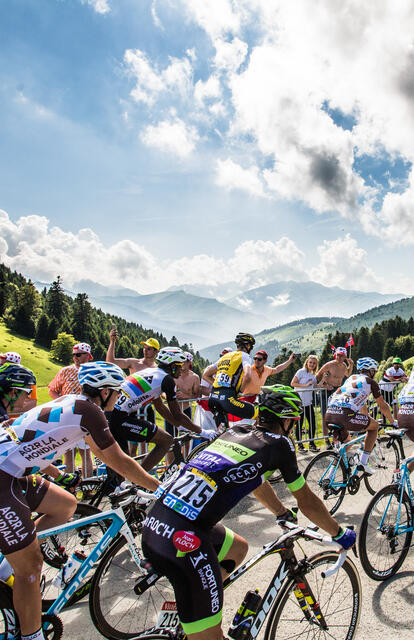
[224,462,261,484]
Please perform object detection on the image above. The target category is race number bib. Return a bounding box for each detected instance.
[163,468,217,520]
[216,372,231,387]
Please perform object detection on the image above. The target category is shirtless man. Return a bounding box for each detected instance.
[316,347,354,447]
[165,352,200,459]
[106,329,160,455]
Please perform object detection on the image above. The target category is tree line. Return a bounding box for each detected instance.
[0,264,208,377]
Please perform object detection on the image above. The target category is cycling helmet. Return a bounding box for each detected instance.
[235,332,255,349]
[392,357,403,364]
[0,363,36,394]
[258,384,303,424]
[356,357,378,373]
[156,347,187,368]
[78,361,125,390]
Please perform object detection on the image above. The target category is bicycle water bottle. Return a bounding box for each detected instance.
[228,589,262,639]
[52,550,86,589]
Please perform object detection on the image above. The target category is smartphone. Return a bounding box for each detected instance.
[293,353,301,359]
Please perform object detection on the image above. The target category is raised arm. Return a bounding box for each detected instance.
[271,352,296,375]
[106,328,134,370]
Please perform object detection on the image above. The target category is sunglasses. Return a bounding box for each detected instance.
[73,352,88,357]
[254,357,264,361]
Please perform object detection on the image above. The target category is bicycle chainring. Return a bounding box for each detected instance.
[42,613,64,640]
[347,475,360,495]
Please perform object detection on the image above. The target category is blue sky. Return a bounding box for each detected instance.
[1,0,414,297]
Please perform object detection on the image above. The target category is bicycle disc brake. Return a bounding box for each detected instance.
[42,613,64,640]
[347,475,360,495]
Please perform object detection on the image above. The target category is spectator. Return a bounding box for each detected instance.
[165,352,200,458]
[291,354,320,453]
[106,329,160,456]
[316,347,353,448]
[48,342,94,477]
[241,350,297,401]
[0,351,37,413]
[380,357,408,419]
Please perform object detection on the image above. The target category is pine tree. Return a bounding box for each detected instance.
[72,293,93,341]
[46,276,68,325]
[35,313,51,347]
[6,282,41,338]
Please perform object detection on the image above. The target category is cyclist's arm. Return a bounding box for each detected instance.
[140,427,173,472]
[202,363,217,387]
[292,483,342,537]
[84,436,160,491]
[253,480,287,516]
[376,395,394,422]
[240,363,252,392]
[163,397,202,434]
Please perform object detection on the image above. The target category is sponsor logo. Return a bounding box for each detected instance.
[163,494,198,520]
[224,462,262,484]
[20,436,69,461]
[143,516,175,538]
[172,530,201,553]
[190,550,208,568]
[0,507,29,546]
[208,439,255,463]
[198,563,220,613]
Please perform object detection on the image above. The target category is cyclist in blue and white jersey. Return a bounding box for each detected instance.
[325,357,395,474]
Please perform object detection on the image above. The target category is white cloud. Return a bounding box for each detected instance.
[214,38,248,72]
[235,296,253,310]
[82,0,110,14]
[141,118,199,157]
[266,293,290,307]
[194,76,221,105]
[216,158,266,197]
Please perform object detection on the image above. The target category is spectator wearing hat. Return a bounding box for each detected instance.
[241,350,297,402]
[106,329,160,456]
[48,342,94,477]
[0,351,37,413]
[165,352,200,458]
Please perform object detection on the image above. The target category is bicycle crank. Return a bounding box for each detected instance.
[347,476,360,495]
[42,613,64,640]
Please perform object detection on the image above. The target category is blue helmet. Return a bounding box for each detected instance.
[356,357,378,373]
[78,361,125,390]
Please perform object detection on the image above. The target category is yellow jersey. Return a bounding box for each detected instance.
[212,350,251,393]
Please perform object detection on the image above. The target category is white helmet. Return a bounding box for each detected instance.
[356,357,378,372]
[156,347,187,369]
[78,361,125,390]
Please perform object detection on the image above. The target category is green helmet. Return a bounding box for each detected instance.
[392,357,402,364]
[258,384,303,423]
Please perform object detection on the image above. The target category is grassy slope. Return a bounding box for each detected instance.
[0,322,61,404]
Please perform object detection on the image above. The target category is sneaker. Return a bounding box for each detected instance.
[298,443,306,453]
[325,441,334,450]
[309,443,320,453]
[354,453,376,475]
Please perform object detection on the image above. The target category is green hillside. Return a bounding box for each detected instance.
[0,322,62,404]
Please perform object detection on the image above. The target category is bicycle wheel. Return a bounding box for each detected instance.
[38,502,107,601]
[186,439,211,462]
[90,535,175,639]
[359,484,413,580]
[364,437,400,495]
[264,552,361,640]
[304,452,347,515]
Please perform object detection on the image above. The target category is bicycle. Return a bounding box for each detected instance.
[358,445,414,581]
[303,423,401,514]
[0,486,154,640]
[89,518,361,640]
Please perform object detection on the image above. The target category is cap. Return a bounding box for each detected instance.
[393,357,403,364]
[335,347,347,356]
[73,342,93,360]
[255,350,268,361]
[220,347,233,357]
[0,352,21,365]
[140,337,160,350]
[184,352,194,362]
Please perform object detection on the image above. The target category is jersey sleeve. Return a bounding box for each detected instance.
[241,352,252,367]
[48,370,63,394]
[74,399,115,450]
[161,375,177,401]
[270,436,305,492]
[368,378,381,399]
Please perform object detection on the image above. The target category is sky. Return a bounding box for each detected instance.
[1,0,414,298]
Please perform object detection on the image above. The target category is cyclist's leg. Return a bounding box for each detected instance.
[63,448,75,473]
[363,417,379,452]
[140,425,173,471]
[210,523,248,578]
[29,478,77,531]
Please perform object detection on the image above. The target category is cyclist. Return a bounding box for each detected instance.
[0,361,159,640]
[325,357,396,474]
[142,384,356,640]
[203,332,258,425]
[109,347,216,471]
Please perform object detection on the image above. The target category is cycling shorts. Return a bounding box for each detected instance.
[398,403,414,442]
[208,388,257,424]
[109,409,158,453]
[142,502,234,635]
[0,471,49,554]
[325,408,370,443]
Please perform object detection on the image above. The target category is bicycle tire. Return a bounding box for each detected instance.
[363,437,400,495]
[358,484,413,580]
[76,477,106,503]
[89,534,175,639]
[185,439,211,462]
[264,551,361,640]
[304,451,347,515]
[38,502,106,602]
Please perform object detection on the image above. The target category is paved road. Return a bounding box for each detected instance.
[58,467,414,639]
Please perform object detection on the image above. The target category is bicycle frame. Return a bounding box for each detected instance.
[321,433,366,489]
[382,455,414,536]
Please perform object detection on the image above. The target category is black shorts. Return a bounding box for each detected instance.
[325,408,370,442]
[208,388,256,424]
[398,404,414,442]
[142,502,234,635]
[165,406,192,437]
[109,408,158,453]
[0,471,49,554]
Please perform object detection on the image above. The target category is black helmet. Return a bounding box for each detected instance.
[235,332,255,349]
[258,384,303,424]
[0,363,36,395]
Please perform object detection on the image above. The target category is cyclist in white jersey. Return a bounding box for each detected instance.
[0,361,160,640]
[325,357,395,474]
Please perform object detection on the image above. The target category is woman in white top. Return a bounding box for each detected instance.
[291,354,320,453]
